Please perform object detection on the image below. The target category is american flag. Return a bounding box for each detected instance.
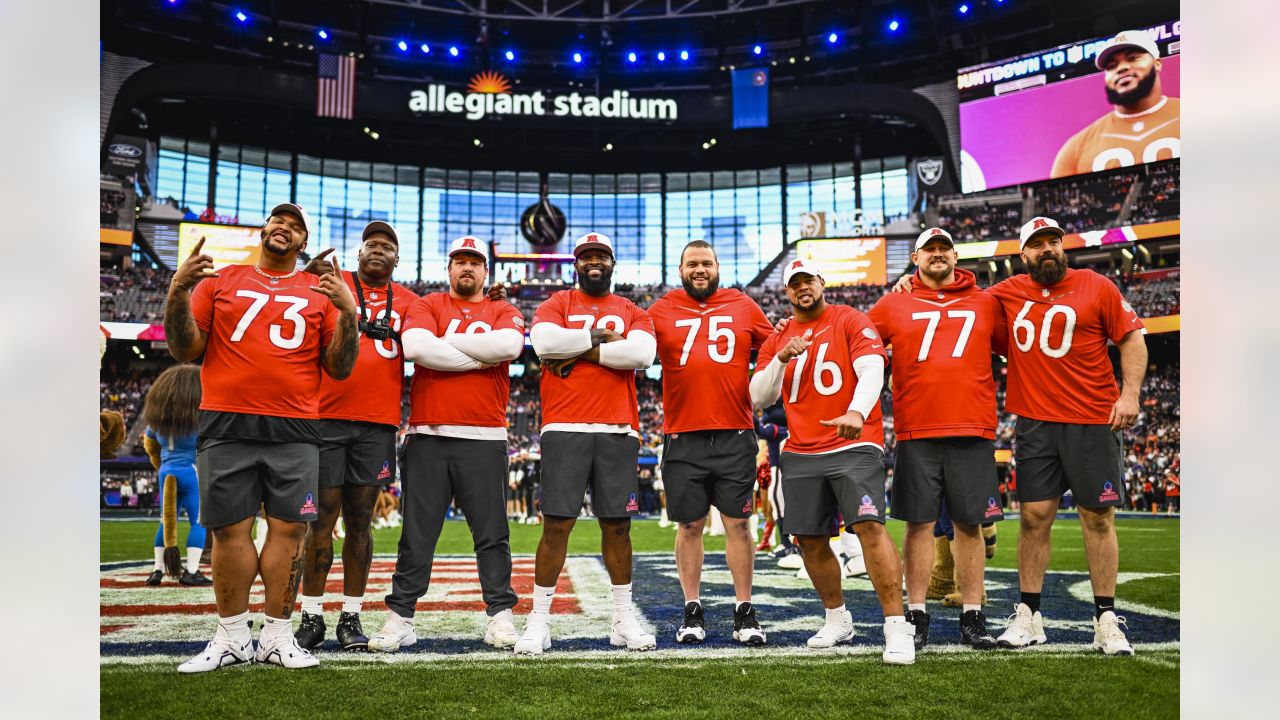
[317,52,356,119]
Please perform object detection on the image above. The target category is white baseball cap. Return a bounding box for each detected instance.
[269,203,313,237]
[362,221,399,246]
[448,235,489,263]
[1019,216,1066,250]
[1095,30,1161,70]
[783,258,823,285]
[573,232,614,258]
[914,227,955,252]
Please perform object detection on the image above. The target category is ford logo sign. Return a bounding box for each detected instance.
[109,143,142,158]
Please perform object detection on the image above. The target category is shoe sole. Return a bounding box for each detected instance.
[1094,644,1134,656]
[340,640,369,651]
[882,653,916,665]
[807,630,856,649]
[610,634,657,651]
[295,636,325,651]
[997,636,1046,649]
[484,634,518,649]
[732,630,767,646]
[676,628,705,644]
[368,633,417,653]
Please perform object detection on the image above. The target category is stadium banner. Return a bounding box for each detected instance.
[177,222,262,269]
[798,210,883,239]
[1142,315,1180,334]
[100,228,132,246]
[953,219,1179,260]
[794,237,886,286]
[957,20,1180,192]
[100,322,166,341]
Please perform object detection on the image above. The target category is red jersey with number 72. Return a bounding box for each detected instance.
[649,288,774,433]
[190,263,337,419]
[318,271,419,426]
[403,293,525,427]
[988,268,1145,424]
[756,304,887,454]
[866,268,1005,441]
[532,289,654,430]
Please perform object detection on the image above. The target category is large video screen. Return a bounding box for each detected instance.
[958,21,1180,192]
[794,238,885,286]
[177,223,263,270]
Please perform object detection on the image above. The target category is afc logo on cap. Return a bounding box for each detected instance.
[461,238,477,248]
[1032,218,1048,229]
[930,228,943,236]
[791,260,804,269]
[587,234,598,242]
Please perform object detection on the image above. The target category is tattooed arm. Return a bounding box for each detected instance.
[310,259,361,380]
[164,238,214,361]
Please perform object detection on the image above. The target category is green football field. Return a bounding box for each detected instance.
[100,516,1179,719]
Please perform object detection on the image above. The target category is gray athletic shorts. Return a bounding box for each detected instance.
[661,429,758,523]
[1014,417,1125,509]
[318,420,398,490]
[780,446,886,535]
[196,439,319,528]
[540,431,640,519]
[892,437,1004,526]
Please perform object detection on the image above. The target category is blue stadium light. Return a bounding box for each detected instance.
[958,4,970,15]
[627,51,637,63]
[420,43,430,54]
[828,32,839,44]
[888,19,901,33]
[679,49,689,61]
[317,29,329,40]
[449,46,460,57]
[572,51,583,64]
[234,10,247,23]
[752,44,763,55]
[504,49,515,61]
[657,51,666,62]
[396,40,408,52]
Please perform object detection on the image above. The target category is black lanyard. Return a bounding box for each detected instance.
[352,271,400,341]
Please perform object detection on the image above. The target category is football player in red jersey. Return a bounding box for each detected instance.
[989,217,1146,655]
[367,236,525,652]
[163,203,359,672]
[648,240,775,645]
[867,227,1006,651]
[291,221,419,652]
[750,260,915,665]
[515,233,658,654]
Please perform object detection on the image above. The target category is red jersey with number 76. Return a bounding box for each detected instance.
[988,268,1145,424]
[649,288,774,433]
[318,271,419,426]
[755,303,887,454]
[190,263,337,419]
[532,289,654,430]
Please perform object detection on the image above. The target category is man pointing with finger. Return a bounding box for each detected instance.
[749,259,914,665]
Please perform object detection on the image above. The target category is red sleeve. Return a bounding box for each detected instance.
[402,294,439,334]
[189,277,215,334]
[745,296,774,348]
[987,294,1009,356]
[494,301,525,332]
[845,310,887,361]
[865,294,893,343]
[756,333,780,369]
[320,301,337,348]
[628,303,655,336]
[532,292,566,328]
[1099,276,1146,343]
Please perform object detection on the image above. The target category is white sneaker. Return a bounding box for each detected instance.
[484,609,519,648]
[882,618,916,665]
[997,603,1047,648]
[177,635,254,673]
[777,552,804,570]
[843,554,868,578]
[796,563,810,580]
[807,610,856,648]
[1093,611,1134,656]
[368,613,418,653]
[514,614,551,655]
[255,634,320,669]
[610,614,657,651]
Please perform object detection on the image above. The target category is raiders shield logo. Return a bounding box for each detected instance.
[916,158,944,186]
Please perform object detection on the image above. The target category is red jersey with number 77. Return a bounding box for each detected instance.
[532,289,654,430]
[318,271,419,426]
[755,303,887,454]
[649,288,774,433]
[866,268,1006,441]
[988,268,1145,424]
[190,263,337,419]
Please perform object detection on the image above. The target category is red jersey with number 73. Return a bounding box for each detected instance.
[755,304,887,454]
[532,289,654,430]
[988,268,1145,424]
[649,288,774,433]
[190,264,337,419]
[318,271,419,426]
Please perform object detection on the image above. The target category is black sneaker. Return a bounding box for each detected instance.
[145,569,164,586]
[675,601,706,643]
[336,612,369,651]
[732,602,767,646]
[960,610,998,650]
[179,569,213,587]
[905,609,930,650]
[294,611,327,650]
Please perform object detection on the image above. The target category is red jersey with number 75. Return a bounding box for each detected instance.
[532,289,654,430]
[649,288,774,433]
[988,268,1145,424]
[402,293,525,427]
[190,263,337,419]
[756,304,887,454]
[318,271,419,426]
[866,268,1005,441]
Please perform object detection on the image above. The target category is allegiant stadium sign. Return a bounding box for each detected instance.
[408,71,678,122]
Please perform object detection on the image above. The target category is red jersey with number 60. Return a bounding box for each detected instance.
[318,271,418,426]
[403,293,525,428]
[756,304,887,454]
[866,268,1005,441]
[649,288,774,433]
[190,264,337,419]
[988,268,1145,424]
[533,289,655,430]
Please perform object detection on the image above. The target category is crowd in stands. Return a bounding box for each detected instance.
[1034,170,1138,233]
[100,265,174,323]
[937,201,1023,243]
[1122,363,1181,512]
[100,368,159,438]
[1129,160,1180,225]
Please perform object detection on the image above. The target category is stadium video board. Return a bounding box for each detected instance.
[957,20,1180,192]
[177,222,263,270]
[794,238,886,286]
